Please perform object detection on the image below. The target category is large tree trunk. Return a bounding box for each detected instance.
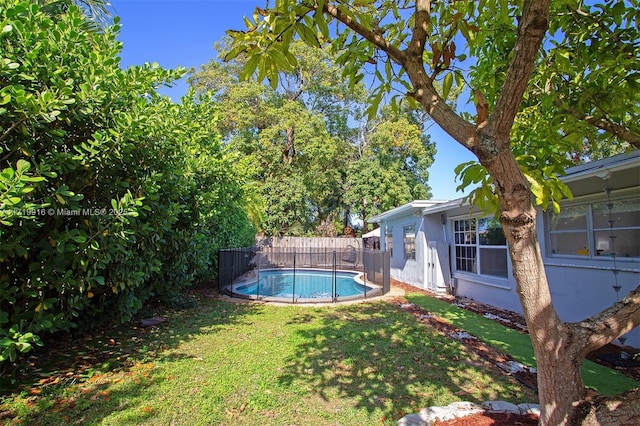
[482,149,586,424]
[360,198,369,233]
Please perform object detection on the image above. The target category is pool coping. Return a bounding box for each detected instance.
[221,285,405,307]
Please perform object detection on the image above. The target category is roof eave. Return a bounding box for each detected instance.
[369,200,448,223]
[561,151,640,183]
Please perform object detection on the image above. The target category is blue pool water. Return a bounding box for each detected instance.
[234,269,371,299]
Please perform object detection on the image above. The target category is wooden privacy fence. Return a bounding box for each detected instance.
[255,237,364,268]
[255,236,363,252]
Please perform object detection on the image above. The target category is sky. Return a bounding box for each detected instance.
[109,0,477,201]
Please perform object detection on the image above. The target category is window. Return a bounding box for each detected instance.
[548,205,589,255]
[403,225,416,260]
[453,217,508,278]
[454,219,476,273]
[548,196,640,258]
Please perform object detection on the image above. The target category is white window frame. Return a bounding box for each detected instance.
[452,216,509,279]
[546,194,640,261]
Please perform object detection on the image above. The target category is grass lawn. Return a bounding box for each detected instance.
[1,297,537,425]
[405,293,640,396]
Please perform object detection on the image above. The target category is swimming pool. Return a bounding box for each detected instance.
[232,269,377,301]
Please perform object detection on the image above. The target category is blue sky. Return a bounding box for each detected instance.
[109,0,477,201]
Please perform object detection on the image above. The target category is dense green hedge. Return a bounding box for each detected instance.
[0,1,255,362]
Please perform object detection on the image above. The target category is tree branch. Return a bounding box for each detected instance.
[406,0,430,57]
[322,2,406,64]
[572,285,640,355]
[584,117,640,149]
[554,98,640,148]
[491,0,549,142]
[0,117,27,145]
[573,386,640,424]
[402,2,476,150]
[322,1,476,151]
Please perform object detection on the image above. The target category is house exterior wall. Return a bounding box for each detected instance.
[382,212,426,289]
[429,200,640,348]
[372,152,639,348]
[440,158,640,349]
[543,261,639,324]
[538,167,640,349]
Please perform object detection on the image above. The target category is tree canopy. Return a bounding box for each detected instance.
[227,0,638,162]
[189,40,435,236]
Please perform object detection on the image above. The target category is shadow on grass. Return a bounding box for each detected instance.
[405,293,640,396]
[1,297,261,424]
[406,293,536,365]
[277,301,532,420]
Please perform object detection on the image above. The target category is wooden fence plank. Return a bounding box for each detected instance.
[256,236,363,252]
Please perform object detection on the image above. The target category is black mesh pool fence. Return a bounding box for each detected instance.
[218,247,390,303]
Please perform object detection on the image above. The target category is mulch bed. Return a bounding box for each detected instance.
[391,280,640,384]
[433,411,540,426]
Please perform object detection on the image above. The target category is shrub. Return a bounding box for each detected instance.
[0,1,254,363]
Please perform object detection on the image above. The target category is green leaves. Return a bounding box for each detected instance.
[192,40,369,236]
[0,159,49,225]
[515,0,640,161]
[454,155,575,216]
[454,161,498,215]
[521,160,573,214]
[442,72,454,100]
[296,20,320,48]
[228,1,324,89]
[0,325,42,363]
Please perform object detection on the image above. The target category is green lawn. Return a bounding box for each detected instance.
[405,293,640,396]
[1,297,536,425]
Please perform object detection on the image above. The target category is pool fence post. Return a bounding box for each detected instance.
[293,250,296,303]
[332,250,337,303]
[256,251,260,300]
[230,250,235,296]
[363,249,367,299]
